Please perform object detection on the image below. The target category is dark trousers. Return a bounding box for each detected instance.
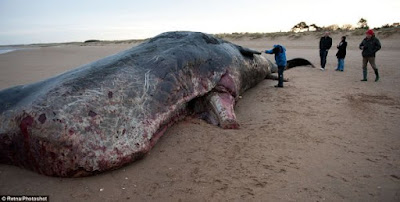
[320,49,328,69]
[362,57,377,71]
[278,65,285,86]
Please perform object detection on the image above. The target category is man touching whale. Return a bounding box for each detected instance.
[264,44,287,88]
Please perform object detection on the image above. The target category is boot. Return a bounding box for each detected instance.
[374,69,380,82]
[278,74,284,87]
[361,69,367,81]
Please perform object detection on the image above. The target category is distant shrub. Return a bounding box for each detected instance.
[351,29,368,36]
[341,24,355,31]
[377,27,400,38]
[214,27,399,40]
[84,39,101,43]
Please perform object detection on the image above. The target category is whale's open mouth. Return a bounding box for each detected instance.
[188,72,239,129]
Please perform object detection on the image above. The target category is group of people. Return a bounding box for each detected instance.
[263,29,382,87]
[319,31,348,72]
[319,29,381,82]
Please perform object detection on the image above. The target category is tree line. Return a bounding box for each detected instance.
[291,18,399,32]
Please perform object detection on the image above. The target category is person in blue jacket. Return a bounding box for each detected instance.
[264,44,287,87]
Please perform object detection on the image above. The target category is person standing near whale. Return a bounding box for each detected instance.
[264,44,287,88]
[359,29,381,81]
[335,36,347,71]
[319,32,332,71]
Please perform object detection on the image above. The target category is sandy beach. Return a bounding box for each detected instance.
[0,32,399,201]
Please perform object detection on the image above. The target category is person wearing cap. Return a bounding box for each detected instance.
[359,29,381,81]
[319,32,332,71]
[264,44,287,88]
[335,36,347,71]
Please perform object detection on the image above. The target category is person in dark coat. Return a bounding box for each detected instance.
[319,32,332,71]
[335,36,347,71]
[359,29,381,81]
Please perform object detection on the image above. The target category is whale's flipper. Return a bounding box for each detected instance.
[286,58,315,69]
[235,45,262,57]
[266,58,314,81]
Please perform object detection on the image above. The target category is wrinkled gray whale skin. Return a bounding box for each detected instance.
[0,31,312,177]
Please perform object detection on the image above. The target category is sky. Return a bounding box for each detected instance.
[0,0,399,45]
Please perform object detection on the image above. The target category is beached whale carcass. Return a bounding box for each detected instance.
[0,31,313,177]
